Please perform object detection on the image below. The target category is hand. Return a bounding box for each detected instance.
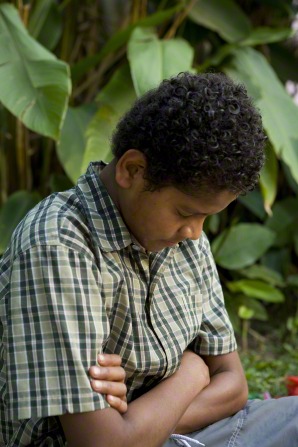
[89,354,127,414]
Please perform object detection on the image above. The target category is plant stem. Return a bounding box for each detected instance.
[16,119,31,191]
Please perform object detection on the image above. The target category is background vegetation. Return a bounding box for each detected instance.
[0,0,297,396]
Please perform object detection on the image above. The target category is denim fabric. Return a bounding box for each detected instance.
[164,397,298,447]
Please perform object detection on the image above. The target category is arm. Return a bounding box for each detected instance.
[59,350,210,447]
[174,350,248,434]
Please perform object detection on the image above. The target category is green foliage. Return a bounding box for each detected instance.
[127,27,194,96]
[212,223,275,269]
[240,342,298,397]
[0,0,298,348]
[0,190,41,253]
[0,3,70,139]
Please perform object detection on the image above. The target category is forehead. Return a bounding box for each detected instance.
[159,186,237,215]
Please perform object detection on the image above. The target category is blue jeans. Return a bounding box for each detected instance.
[163,397,298,447]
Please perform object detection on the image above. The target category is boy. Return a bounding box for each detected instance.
[0,72,297,447]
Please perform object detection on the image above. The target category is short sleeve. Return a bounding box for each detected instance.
[191,235,237,356]
[5,245,110,420]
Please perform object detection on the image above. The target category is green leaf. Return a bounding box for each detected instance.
[238,297,268,321]
[282,161,298,195]
[49,173,73,192]
[238,305,254,320]
[259,144,278,214]
[127,27,194,97]
[261,247,291,277]
[240,26,293,46]
[188,0,251,43]
[28,0,62,50]
[224,46,298,185]
[227,279,284,302]
[57,104,97,184]
[286,275,298,288]
[270,43,298,84]
[265,198,298,247]
[0,4,71,140]
[238,190,266,220]
[81,65,136,172]
[71,5,183,82]
[0,190,41,254]
[212,223,275,269]
[239,264,285,287]
[295,232,298,258]
[198,44,234,71]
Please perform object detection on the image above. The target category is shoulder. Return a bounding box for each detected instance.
[8,188,94,261]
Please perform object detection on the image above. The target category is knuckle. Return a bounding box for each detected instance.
[119,368,126,381]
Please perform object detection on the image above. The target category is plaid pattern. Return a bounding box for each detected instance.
[0,162,236,446]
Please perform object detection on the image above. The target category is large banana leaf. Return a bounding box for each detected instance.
[224,46,298,184]
[81,65,136,172]
[28,0,62,51]
[57,104,96,183]
[0,3,71,140]
[72,5,183,82]
[188,0,251,43]
[127,27,194,97]
[0,191,41,254]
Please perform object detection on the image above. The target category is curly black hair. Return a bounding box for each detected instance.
[112,72,266,195]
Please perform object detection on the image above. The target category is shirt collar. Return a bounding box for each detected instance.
[76,161,133,252]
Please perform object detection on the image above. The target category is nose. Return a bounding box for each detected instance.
[178,218,204,241]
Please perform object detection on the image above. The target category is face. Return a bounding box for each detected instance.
[119,177,236,253]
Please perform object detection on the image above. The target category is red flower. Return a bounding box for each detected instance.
[285,376,298,396]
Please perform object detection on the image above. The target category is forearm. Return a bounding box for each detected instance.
[60,351,210,447]
[122,366,208,447]
[175,352,248,434]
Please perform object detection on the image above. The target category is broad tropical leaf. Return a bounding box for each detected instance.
[28,0,62,50]
[0,191,41,254]
[188,0,251,43]
[259,144,278,214]
[82,65,136,172]
[239,264,285,287]
[265,198,298,247]
[224,46,298,184]
[127,27,194,97]
[57,104,96,183]
[72,5,183,82]
[238,190,266,220]
[227,279,284,302]
[0,3,71,140]
[212,223,276,269]
[240,27,293,46]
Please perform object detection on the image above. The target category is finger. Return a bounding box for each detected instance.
[106,395,128,414]
[97,353,122,367]
[89,365,126,382]
[90,380,127,397]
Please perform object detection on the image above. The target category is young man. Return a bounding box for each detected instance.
[0,72,297,447]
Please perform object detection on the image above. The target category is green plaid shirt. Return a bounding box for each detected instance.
[0,162,236,446]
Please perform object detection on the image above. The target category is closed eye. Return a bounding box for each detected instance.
[177,209,209,218]
[177,211,193,218]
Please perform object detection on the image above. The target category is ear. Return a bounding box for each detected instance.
[115,149,147,189]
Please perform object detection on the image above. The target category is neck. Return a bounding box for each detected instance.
[99,159,120,208]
